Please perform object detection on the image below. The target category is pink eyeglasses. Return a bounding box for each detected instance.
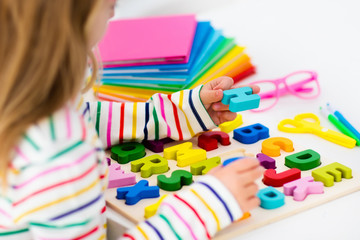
[250,71,321,112]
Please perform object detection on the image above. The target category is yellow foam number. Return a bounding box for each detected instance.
[144,195,168,219]
[219,114,243,133]
[261,137,294,157]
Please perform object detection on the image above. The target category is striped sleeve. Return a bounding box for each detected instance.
[119,175,243,240]
[87,85,217,148]
[18,142,107,239]
[0,107,108,239]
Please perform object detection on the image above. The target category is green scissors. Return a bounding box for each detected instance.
[278,113,356,148]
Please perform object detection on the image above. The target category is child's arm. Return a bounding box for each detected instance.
[85,76,259,148]
[9,108,108,239]
[119,158,263,239]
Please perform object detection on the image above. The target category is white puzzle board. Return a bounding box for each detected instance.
[104,128,360,239]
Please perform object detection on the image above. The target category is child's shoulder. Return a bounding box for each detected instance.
[12,104,103,168]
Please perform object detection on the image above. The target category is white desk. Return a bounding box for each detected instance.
[107,0,360,239]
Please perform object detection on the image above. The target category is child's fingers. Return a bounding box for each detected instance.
[207,165,222,174]
[243,183,259,198]
[237,167,264,185]
[212,102,230,111]
[250,85,260,94]
[200,89,223,106]
[218,111,237,123]
[242,196,261,212]
[227,158,260,172]
[231,84,260,94]
[211,76,234,91]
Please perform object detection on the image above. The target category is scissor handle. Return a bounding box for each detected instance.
[278,119,306,133]
[293,113,320,124]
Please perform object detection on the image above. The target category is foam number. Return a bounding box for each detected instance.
[261,137,294,157]
[142,137,174,153]
[257,187,285,209]
[219,114,243,133]
[116,180,159,205]
[312,162,352,187]
[164,142,207,167]
[221,87,260,112]
[285,149,321,170]
[111,142,146,164]
[157,170,193,191]
[108,163,136,189]
[131,154,169,178]
[144,195,168,219]
[283,176,324,201]
[198,131,231,151]
[262,168,301,187]
[233,123,269,144]
[190,157,221,175]
[256,153,276,169]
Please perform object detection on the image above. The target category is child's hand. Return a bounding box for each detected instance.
[200,77,260,125]
[208,158,264,213]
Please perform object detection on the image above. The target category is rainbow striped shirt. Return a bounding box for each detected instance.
[0,86,242,239]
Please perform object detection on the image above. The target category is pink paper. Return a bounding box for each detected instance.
[98,14,197,67]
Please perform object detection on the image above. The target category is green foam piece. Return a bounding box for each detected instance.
[111,142,146,164]
[157,170,193,191]
[131,154,169,178]
[285,149,321,171]
[190,157,221,175]
[312,162,352,187]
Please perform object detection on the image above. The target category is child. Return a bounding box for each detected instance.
[0,0,263,239]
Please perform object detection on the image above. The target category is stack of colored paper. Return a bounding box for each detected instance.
[96,14,255,102]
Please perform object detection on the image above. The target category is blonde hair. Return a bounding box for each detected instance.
[0,0,101,184]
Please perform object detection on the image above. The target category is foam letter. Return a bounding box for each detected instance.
[285,149,321,170]
[283,176,324,201]
[144,195,168,219]
[221,87,260,112]
[219,114,243,133]
[111,142,146,164]
[108,163,136,189]
[312,162,352,187]
[190,157,221,175]
[256,153,276,169]
[142,138,174,153]
[263,168,301,187]
[131,154,169,178]
[198,131,231,151]
[257,187,285,209]
[157,170,193,191]
[233,123,270,144]
[261,137,294,157]
[116,180,159,205]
